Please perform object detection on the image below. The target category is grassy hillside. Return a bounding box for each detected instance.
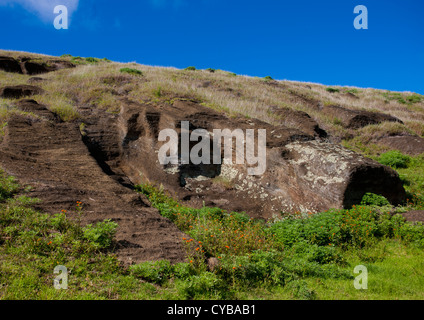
[2,50,423,151]
[1,50,424,300]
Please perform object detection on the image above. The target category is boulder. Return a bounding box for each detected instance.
[322,105,403,129]
[401,210,424,223]
[0,55,75,75]
[0,56,22,74]
[269,106,327,138]
[0,85,43,99]
[21,61,49,75]
[27,77,45,84]
[378,135,424,156]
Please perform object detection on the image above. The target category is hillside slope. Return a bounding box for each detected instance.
[1,50,423,263]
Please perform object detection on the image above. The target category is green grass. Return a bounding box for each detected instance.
[2,151,424,301]
[131,183,424,299]
[1,168,424,300]
[378,150,411,169]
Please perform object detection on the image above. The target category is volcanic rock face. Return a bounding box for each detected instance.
[79,98,405,219]
[0,56,75,75]
[0,56,22,73]
[0,101,190,265]
[0,85,43,99]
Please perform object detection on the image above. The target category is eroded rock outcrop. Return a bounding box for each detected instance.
[0,56,75,75]
[321,105,403,129]
[0,85,43,99]
[269,105,327,138]
[81,98,406,219]
[378,135,424,156]
[0,99,190,265]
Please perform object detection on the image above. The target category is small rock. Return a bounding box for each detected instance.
[207,257,220,272]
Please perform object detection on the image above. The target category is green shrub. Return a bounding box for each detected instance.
[85,57,99,63]
[185,66,196,71]
[378,150,411,168]
[0,172,20,202]
[406,94,422,104]
[326,87,340,93]
[206,68,215,73]
[264,76,273,81]
[153,86,163,98]
[120,68,143,76]
[83,219,118,249]
[285,280,316,300]
[346,89,359,94]
[292,241,343,264]
[361,193,391,207]
[176,272,226,299]
[71,56,86,65]
[130,260,173,284]
[50,212,71,233]
[173,262,196,279]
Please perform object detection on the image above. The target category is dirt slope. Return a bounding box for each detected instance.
[0,100,189,265]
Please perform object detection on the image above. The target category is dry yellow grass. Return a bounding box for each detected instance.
[1,49,423,152]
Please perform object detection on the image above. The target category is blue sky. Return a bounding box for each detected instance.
[0,0,423,93]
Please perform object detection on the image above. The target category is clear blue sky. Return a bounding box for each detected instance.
[0,0,423,93]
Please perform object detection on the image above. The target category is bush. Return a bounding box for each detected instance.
[406,94,422,104]
[378,150,411,168]
[206,68,215,73]
[264,76,273,81]
[0,172,20,202]
[176,272,227,299]
[326,87,340,93]
[85,57,99,63]
[285,280,316,300]
[120,68,143,76]
[50,212,71,233]
[173,262,196,279]
[185,66,196,71]
[292,241,343,264]
[346,88,359,94]
[361,193,390,207]
[83,219,118,249]
[153,86,163,98]
[130,260,173,284]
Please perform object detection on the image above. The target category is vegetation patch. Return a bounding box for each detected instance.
[326,87,340,93]
[378,150,411,169]
[120,68,143,76]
